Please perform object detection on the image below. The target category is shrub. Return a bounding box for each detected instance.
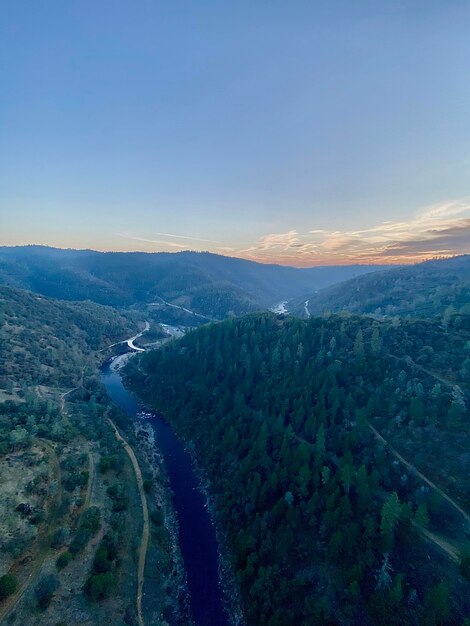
[35,574,59,609]
[69,527,92,555]
[460,556,470,581]
[150,509,163,526]
[52,527,69,549]
[92,533,119,575]
[80,506,101,534]
[85,572,117,600]
[0,574,18,600]
[99,454,120,473]
[56,552,72,570]
[107,484,128,512]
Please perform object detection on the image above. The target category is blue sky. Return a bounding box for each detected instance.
[1,1,469,265]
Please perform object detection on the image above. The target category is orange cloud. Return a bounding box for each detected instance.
[236,200,470,266]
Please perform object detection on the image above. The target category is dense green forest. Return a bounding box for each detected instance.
[291,255,470,320]
[127,312,470,625]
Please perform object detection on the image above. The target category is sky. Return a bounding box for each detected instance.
[1,1,469,266]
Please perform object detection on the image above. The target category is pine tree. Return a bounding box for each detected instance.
[339,462,353,494]
[375,553,393,591]
[380,492,401,550]
[315,423,326,463]
[354,329,364,358]
[414,502,429,528]
[371,327,381,355]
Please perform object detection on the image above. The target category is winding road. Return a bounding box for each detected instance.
[126,321,150,352]
[151,296,211,320]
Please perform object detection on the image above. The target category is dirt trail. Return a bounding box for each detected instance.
[388,352,464,393]
[83,443,95,509]
[367,420,469,523]
[417,525,460,563]
[59,386,79,427]
[367,420,469,563]
[108,418,149,626]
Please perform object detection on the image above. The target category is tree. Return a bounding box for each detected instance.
[371,327,382,355]
[356,464,370,511]
[425,581,449,623]
[327,529,344,561]
[56,552,72,570]
[321,465,330,485]
[339,462,353,494]
[410,396,424,424]
[375,553,393,591]
[460,556,470,581]
[414,503,429,528]
[380,492,401,550]
[35,574,59,609]
[86,572,117,600]
[0,574,18,600]
[315,424,326,462]
[354,329,364,358]
[442,304,454,328]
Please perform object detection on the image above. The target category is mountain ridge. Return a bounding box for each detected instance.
[0,245,391,318]
[289,255,470,319]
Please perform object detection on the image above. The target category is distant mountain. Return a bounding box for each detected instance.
[290,255,470,319]
[0,246,389,319]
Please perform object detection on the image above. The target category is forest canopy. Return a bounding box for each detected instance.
[126,312,470,625]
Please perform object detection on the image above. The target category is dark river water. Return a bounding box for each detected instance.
[101,361,229,626]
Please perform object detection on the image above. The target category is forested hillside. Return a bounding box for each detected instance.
[0,246,387,319]
[291,256,470,319]
[126,312,470,625]
[0,288,175,625]
[0,285,136,389]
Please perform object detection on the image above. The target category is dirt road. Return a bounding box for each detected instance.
[367,420,469,524]
[108,418,149,626]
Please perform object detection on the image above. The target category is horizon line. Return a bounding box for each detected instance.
[0,242,461,269]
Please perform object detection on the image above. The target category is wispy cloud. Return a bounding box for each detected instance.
[114,201,470,265]
[153,231,222,244]
[238,200,470,266]
[116,232,188,249]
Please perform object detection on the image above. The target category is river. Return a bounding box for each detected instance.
[101,359,229,626]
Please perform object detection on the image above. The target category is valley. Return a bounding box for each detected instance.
[0,253,469,625]
[3,3,469,624]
